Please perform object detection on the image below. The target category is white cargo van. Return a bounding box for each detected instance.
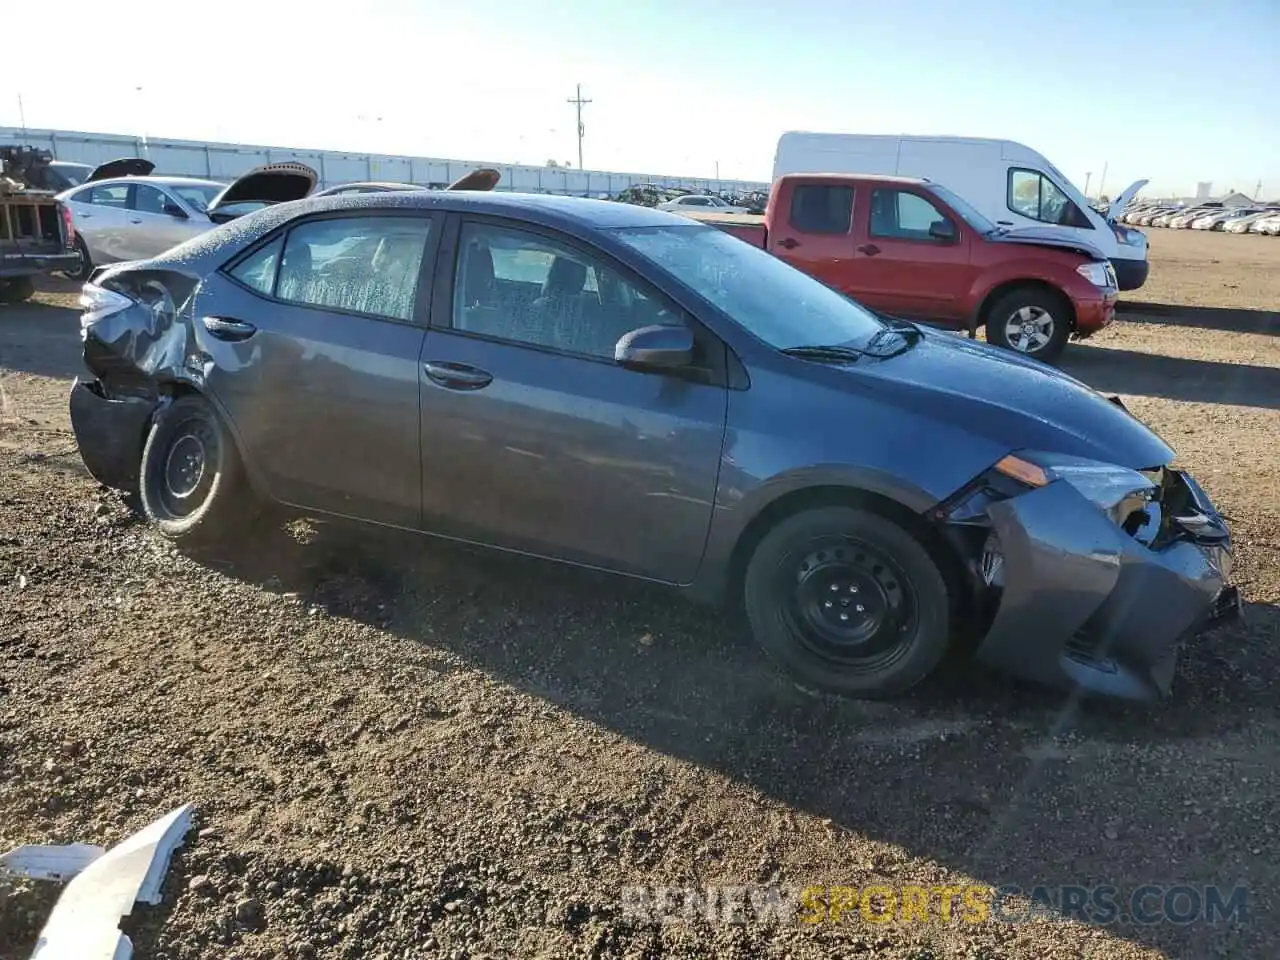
[773,132,1150,291]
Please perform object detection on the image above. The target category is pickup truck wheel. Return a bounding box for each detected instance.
[985,287,1070,363]
[0,278,36,304]
[139,394,256,542]
[743,506,951,699]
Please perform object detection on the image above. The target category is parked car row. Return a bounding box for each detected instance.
[1117,200,1280,234]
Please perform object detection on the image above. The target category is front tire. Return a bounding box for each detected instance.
[743,506,952,699]
[985,286,1071,364]
[138,394,254,542]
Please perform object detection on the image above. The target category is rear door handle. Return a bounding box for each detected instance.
[776,237,799,250]
[423,361,493,390]
[128,217,142,224]
[201,316,257,341]
[856,243,881,256]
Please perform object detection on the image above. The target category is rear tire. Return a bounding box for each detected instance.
[63,236,93,283]
[138,394,256,542]
[743,506,951,699]
[0,278,36,304]
[985,286,1071,364]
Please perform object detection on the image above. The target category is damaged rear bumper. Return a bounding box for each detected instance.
[974,469,1239,700]
[69,377,156,491]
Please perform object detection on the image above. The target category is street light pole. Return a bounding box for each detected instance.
[566,84,591,170]
[1084,171,1092,198]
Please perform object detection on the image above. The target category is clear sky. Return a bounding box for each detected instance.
[4,0,1277,199]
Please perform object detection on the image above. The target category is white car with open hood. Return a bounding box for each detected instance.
[56,159,317,280]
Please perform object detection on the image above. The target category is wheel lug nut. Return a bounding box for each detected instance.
[849,585,858,593]
[839,613,849,621]
[829,583,839,592]
[823,600,833,609]
[856,604,866,613]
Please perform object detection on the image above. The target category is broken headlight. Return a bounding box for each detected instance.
[995,451,1156,527]
[78,282,134,332]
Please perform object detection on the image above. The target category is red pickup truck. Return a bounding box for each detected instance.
[689,173,1118,363]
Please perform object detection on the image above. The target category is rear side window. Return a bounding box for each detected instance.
[79,184,129,208]
[229,235,284,295]
[789,185,853,234]
[276,216,432,321]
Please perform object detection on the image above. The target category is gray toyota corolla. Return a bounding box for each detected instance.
[69,190,1240,701]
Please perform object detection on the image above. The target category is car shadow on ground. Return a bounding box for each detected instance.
[1061,342,1280,410]
[181,515,1279,958]
[0,298,84,381]
[1119,301,1278,337]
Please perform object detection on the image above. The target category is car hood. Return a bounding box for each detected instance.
[987,225,1107,260]
[848,330,1174,469]
[86,158,156,182]
[206,162,318,219]
[1107,179,1149,221]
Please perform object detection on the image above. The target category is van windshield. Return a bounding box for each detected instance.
[926,184,997,234]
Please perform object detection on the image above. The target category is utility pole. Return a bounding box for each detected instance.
[17,93,27,137]
[566,84,591,170]
[1084,171,1092,198]
[1096,161,1108,201]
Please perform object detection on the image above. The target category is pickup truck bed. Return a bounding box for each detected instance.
[682,210,767,246]
[1,191,80,302]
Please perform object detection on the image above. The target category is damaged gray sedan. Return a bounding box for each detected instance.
[68,188,1240,701]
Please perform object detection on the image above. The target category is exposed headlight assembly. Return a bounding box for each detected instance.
[995,451,1156,526]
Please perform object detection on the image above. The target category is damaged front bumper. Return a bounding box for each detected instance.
[971,469,1239,700]
[69,377,157,491]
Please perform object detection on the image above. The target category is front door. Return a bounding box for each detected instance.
[417,217,727,583]
[123,184,205,260]
[845,187,975,322]
[198,212,437,527]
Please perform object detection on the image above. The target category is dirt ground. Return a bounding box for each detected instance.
[0,228,1277,959]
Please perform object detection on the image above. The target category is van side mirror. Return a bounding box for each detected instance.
[615,324,694,370]
[928,219,956,242]
[163,203,189,219]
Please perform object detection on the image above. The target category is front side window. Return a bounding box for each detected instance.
[229,235,284,295]
[272,216,431,321]
[1008,169,1087,227]
[132,184,172,215]
[789,185,854,235]
[869,189,955,241]
[453,222,680,359]
[613,224,885,350]
[169,184,221,213]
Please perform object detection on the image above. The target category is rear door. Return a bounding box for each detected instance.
[414,215,727,583]
[66,182,133,263]
[199,211,437,527]
[765,180,857,291]
[122,184,205,259]
[844,187,974,322]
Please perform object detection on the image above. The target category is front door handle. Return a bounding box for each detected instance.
[201,316,257,341]
[128,217,142,224]
[776,236,799,250]
[424,361,493,390]
[856,243,881,256]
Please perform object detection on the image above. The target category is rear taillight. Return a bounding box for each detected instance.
[60,203,76,247]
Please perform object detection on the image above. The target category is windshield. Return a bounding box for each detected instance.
[169,184,222,213]
[925,183,997,234]
[612,224,885,350]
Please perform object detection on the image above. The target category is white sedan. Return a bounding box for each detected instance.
[657,195,751,215]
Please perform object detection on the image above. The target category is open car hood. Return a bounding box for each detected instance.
[446,167,500,191]
[86,158,156,182]
[206,162,318,221]
[1107,179,1149,221]
[989,225,1109,261]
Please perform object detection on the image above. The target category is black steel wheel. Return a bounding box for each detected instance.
[139,393,254,541]
[744,506,951,698]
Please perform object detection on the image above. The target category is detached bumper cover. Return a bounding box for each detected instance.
[69,378,156,490]
[975,470,1237,700]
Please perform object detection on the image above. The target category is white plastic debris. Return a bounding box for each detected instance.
[1,803,194,959]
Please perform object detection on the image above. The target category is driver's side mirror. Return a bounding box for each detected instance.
[163,203,189,220]
[928,219,957,242]
[615,324,694,371]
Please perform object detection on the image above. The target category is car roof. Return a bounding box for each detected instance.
[286,190,691,229]
[74,175,225,189]
[778,172,928,186]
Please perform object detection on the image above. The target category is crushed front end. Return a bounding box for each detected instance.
[934,451,1240,700]
[69,267,205,491]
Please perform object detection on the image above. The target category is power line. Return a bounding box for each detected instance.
[566,84,591,170]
